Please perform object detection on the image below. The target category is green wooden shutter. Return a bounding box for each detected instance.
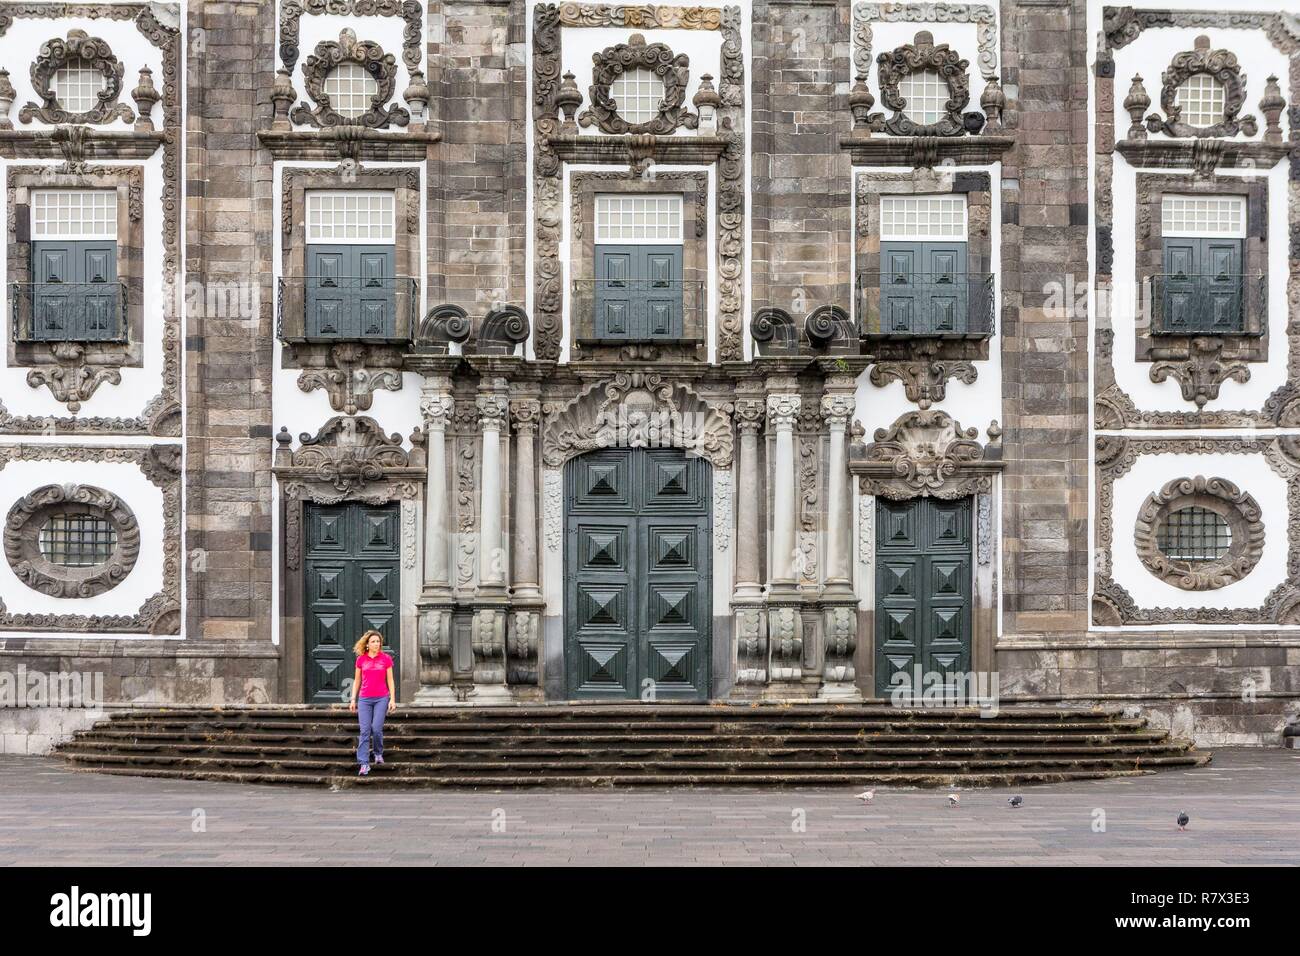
[31,240,118,341]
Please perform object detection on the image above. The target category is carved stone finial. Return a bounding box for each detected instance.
[131,66,160,131]
[0,69,15,130]
[403,69,429,125]
[1193,34,1210,51]
[693,73,719,133]
[1259,75,1285,144]
[849,74,876,132]
[556,71,582,132]
[979,78,1005,132]
[271,68,295,130]
[1124,75,1150,141]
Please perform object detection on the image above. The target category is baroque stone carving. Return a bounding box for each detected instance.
[869,342,978,409]
[279,0,423,73]
[1145,36,1257,139]
[290,416,413,494]
[1134,476,1265,591]
[877,30,971,137]
[20,30,134,125]
[296,343,403,416]
[578,33,697,135]
[854,410,1001,500]
[1150,337,1251,410]
[853,3,998,82]
[4,483,139,598]
[291,29,409,130]
[543,469,563,554]
[541,372,735,469]
[25,343,121,414]
[713,468,732,553]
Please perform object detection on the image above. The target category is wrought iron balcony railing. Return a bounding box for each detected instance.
[1146,273,1265,336]
[570,279,706,343]
[855,271,996,339]
[9,281,129,344]
[277,275,418,344]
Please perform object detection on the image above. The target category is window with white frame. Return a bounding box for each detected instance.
[31,190,117,239]
[1160,195,1246,238]
[52,58,106,113]
[1175,73,1226,128]
[323,63,378,118]
[898,69,947,126]
[611,68,666,125]
[880,195,967,241]
[305,191,395,243]
[594,194,683,244]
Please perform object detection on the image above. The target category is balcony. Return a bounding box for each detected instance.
[856,272,995,340]
[9,281,128,344]
[277,276,418,344]
[570,279,706,346]
[1146,273,1266,337]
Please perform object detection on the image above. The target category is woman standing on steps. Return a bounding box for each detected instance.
[348,630,396,777]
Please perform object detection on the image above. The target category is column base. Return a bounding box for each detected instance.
[732,604,768,687]
[471,606,508,688]
[507,607,543,688]
[767,603,804,682]
[416,604,454,690]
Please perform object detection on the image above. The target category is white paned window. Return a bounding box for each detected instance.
[1176,73,1226,128]
[1161,195,1246,238]
[610,68,665,125]
[52,59,105,113]
[31,190,117,239]
[898,69,947,126]
[594,194,683,244]
[305,191,395,243]
[879,196,968,241]
[324,63,378,118]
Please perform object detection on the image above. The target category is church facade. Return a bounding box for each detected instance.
[1,0,1298,751]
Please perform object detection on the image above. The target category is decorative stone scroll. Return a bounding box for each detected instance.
[869,342,978,409]
[541,372,735,469]
[1134,476,1265,591]
[877,31,971,137]
[296,343,404,416]
[578,34,698,135]
[291,29,409,129]
[277,416,424,496]
[4,483,139,598]
[20,30,134,125]
[852,3,998,81]
[1145,36,1257,139]
[279,0,423,73]
[851,410,1002,500]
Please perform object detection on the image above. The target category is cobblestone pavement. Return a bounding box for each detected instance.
[0,750,1296,866]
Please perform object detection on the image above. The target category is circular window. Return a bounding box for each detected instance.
[4,484,139,598]
[611,68,666,125]
[1135,476,1263,591]
[323,63,378,118]
[899,69,946,126]
[52,57,107,113]
[1176,73,1226,128]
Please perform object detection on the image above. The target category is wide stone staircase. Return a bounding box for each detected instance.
[53,703,1210,788]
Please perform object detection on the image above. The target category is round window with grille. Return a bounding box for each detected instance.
[898,69,946,126]
[323,63,378,118]
[52,58,107,113]
[1175,73,1226,129]
[4,485,139,598]
[1135,477,1263,591]
[611,68,666,125]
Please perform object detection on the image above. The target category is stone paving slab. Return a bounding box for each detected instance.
[0,750,1296,866]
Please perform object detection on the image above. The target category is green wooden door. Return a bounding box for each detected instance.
[565,447,711,700]
[305,243,396,339]
[303,502,401,704]
[874,496,972,697]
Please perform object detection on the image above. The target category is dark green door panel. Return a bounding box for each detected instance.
[304,503,401,704]
[565,448,710,700]
[31,239,119,340]
[1160,237,1243,333]
[594,244,684,339]
[879,241,969,335]
[305,243,396,339]
[875,496,972,696]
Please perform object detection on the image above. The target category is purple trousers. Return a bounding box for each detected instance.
[356,695,389,765]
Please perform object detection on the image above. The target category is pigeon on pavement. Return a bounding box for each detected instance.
[1008,795,1023,808]
[855,789,875,804]
[947,792,960,808]
[1177,811,1190,831]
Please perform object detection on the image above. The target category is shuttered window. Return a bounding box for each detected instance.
[1159,195,1246,333]
[29,190,120,341]
[593,194,684,339]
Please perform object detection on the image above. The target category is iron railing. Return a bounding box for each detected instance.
[1146,273,1266,336]
[277,276,418,344]
[9,281,129,344]
[855,271,996,339]
[570,279,706,342]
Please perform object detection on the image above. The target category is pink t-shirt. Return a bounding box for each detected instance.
[356,651,394,698]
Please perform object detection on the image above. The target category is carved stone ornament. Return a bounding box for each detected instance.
[541,372,734,469]
[1150,337,1250,409]
[279,0,424,73]
[20,30,134,125]
[291,29,409,130]
[578,33,698,135]
[1134,476,1264,591]
[877,31,970,137]
[4,483,140,598]
[296,343,403,416]
[1145,36,1257,139]
[288,415,415,494]
[869,341,978,409]
[852,410,1001,500]
[26,342,121,414]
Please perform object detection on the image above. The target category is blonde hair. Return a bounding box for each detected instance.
[353,630,384,656]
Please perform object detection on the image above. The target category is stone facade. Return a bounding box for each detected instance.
[0,1,1298,751]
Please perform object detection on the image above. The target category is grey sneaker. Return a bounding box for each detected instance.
[375,754,385,765]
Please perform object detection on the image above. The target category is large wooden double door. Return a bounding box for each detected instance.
[565,448,712,700]
[874,496,973,696]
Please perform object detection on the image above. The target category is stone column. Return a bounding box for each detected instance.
[766,391,803,684]
[508,398,543,691]
[819,388,860,699]
[732,396,767,688]
[415,378,455,698]
[471,385,510,694]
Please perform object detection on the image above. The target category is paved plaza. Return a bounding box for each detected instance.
[0,750,1296,866]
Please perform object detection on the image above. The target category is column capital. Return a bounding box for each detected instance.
[477,393,509,429]
[510,398,542,434]
[734,398,766,434]
[766,393,801,430]
[420,392,455,430]
[820,393,855,429]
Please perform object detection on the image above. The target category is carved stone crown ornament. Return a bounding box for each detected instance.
[851,409,1002,500]
[1145,36,1257,139]
[1134,476,1264,591]
[876,31,972,137]
[4,483,140,598]
[296,342,403,416]
[20,30,134,126]
[578,34,699,135]
[276,415,423,496]
[291,29,409,130]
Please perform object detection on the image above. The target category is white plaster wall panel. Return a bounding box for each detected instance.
[0,457,165,618]
[1111,450,1289,611]
[286,14,415,131]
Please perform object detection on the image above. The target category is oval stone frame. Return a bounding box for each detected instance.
[1134,476,1264,591]
[3,484,141,598]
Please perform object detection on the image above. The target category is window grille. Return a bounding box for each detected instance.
[1176,73,1226,128]
[31,190,117,240]
[39,514,118,567]
[1157,506,1232,561]
[52,59,106,113]
[324,63,378,118]
[610,68,666,124]
[1161,195,1246,238]
[898,69,947,125]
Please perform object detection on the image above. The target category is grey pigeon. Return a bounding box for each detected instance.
[1008,795,1023,808]
[1177,811,1189,830]
[947,792,960,808]
[855,789,875,804]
